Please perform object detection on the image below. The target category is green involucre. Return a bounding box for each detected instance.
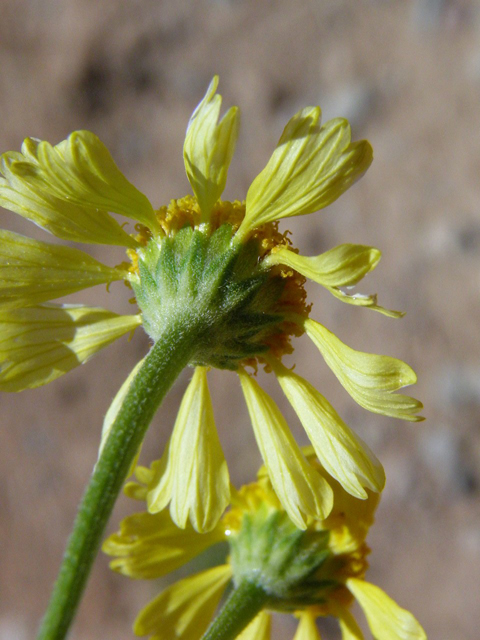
[229,504,337,608]
[132,224,286,369]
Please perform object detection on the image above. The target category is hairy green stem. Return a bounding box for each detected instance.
[201,581,270,640]
[36,322,199,640]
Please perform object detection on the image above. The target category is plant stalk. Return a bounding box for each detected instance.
[201,581,270,640]
[36,321,199,640]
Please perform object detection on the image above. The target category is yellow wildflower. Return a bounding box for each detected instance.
[0,76,422,533]
[103,452,427,640]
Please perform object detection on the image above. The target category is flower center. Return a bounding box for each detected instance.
[128,196,311,369]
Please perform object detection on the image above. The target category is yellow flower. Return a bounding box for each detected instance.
[0,76,422,533]
[103,452,427,640]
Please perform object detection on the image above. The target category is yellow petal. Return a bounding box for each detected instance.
[123,464,154,501]
[98,358,145,477]
[184,76,239,221]
[326,286,404,319]
[134,464,155,486]
[270,358,385,498]
[322,484,379,554]
[239,108,372,235]
[293,612,321,640]
[266,244,381,288]
[347,579,427,640]
[147,367,230,532]
[298,447,379,549]
[265,245,402,318]
[0,229,126,310]
[133,565,232,640]
[102,509,224,579]
[22,132,157,229]
[237,611,271,640]
[334,604,365,640]
[145,448,172,511]
[0,303,141,391]
[123,480,148,501]
[238,369,333,528]
[0,150,138,247]
[304,319,424,422]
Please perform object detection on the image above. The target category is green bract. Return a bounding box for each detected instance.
[229,503,332,606]
[131,224,286,370]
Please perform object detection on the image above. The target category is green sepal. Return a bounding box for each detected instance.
[132,224,288,369]
[229,504,334,605]
[205,224,235,267]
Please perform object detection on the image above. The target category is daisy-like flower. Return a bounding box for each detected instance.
[0,76,422,535]
[103,451,427,640]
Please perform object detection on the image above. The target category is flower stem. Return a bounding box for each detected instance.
[201,581,270,640]
[36,321,199,640]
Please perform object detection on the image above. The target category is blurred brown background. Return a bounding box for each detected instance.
[1,0,479,638]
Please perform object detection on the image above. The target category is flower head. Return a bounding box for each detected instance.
[103,451,427,640]
[0,76,423,532]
